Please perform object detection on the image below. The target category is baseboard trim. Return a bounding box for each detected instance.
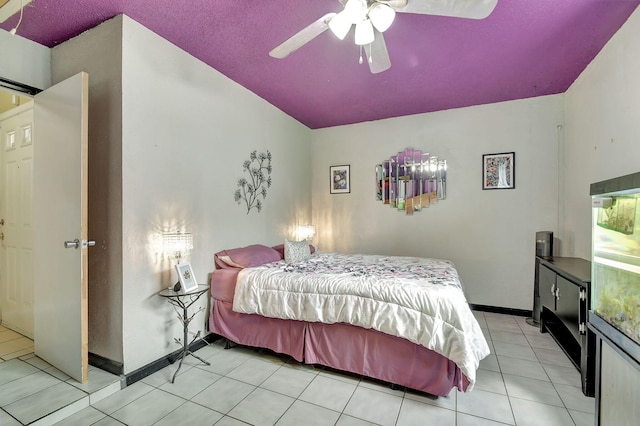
[88,352,124,376]
[470,304,532,317]
[123,333,220,386]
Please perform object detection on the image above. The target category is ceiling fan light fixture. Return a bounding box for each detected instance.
[369,3,395,33]
[355,19,375,46]
[328,10,352,40]
[344,0,368,24]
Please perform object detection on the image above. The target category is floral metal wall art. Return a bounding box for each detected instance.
[234,150,273,214]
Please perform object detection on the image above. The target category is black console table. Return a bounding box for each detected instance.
[537,256,594,396]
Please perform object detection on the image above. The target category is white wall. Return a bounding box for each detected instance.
[311,95,564,310]
[563,7,640,260]
[0,30,50,90]
[120,16,312,373]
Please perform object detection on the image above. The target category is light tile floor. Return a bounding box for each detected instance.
[1,325,122,426]
[0,312,596,425]
[0,326,34,361]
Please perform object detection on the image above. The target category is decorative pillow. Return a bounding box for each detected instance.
[284,239,312,264]
[214,244,282,269]
[272,243,315,258]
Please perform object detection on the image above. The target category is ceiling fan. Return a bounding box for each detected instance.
[269,0,498,74]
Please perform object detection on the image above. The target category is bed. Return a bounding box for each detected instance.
[208,242,490,396]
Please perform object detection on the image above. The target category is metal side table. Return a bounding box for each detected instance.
[158,284,210,383]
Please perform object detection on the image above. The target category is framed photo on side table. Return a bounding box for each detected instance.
[175,263,198,293]
[330,165,350,194]
[482,152,515,190]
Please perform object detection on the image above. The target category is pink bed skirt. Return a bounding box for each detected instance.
[209,299,469,396]
[210,299,306,362]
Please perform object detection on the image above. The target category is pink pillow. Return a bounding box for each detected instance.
[214,244,282,269]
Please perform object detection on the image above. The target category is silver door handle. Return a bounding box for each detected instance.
[64,239,96,249]
[64,239,80,249]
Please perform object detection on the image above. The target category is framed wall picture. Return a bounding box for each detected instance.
[482,152,515,190]
[175,263,198,293]
[330,165,350,194]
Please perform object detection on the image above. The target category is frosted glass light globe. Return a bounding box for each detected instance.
[369,3,396,33]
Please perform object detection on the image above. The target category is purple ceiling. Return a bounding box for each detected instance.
[2,0,638,129]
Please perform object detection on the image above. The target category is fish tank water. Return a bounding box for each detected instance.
[591,173,640,346]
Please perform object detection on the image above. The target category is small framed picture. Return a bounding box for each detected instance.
[330,165,350,194]
[175,263,198,293]
[482,152,515,190]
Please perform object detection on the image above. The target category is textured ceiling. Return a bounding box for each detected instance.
[2,0,638,129]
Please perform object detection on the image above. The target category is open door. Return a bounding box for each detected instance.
[33,72,89,383]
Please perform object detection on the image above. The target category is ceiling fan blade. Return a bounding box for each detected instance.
[269,13,337,59]
[393,0,498,20]
[365,30,391,74]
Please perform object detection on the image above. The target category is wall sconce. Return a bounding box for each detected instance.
[296,225,316,242]
[163,232,193,290]
[163,232,193,261]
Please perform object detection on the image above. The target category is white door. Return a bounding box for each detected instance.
[33,72,89,383]
[0,102,35,337]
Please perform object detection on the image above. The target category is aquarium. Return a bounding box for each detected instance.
[591,173,640,345]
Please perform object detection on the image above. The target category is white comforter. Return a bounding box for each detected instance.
[232,252,490,389]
